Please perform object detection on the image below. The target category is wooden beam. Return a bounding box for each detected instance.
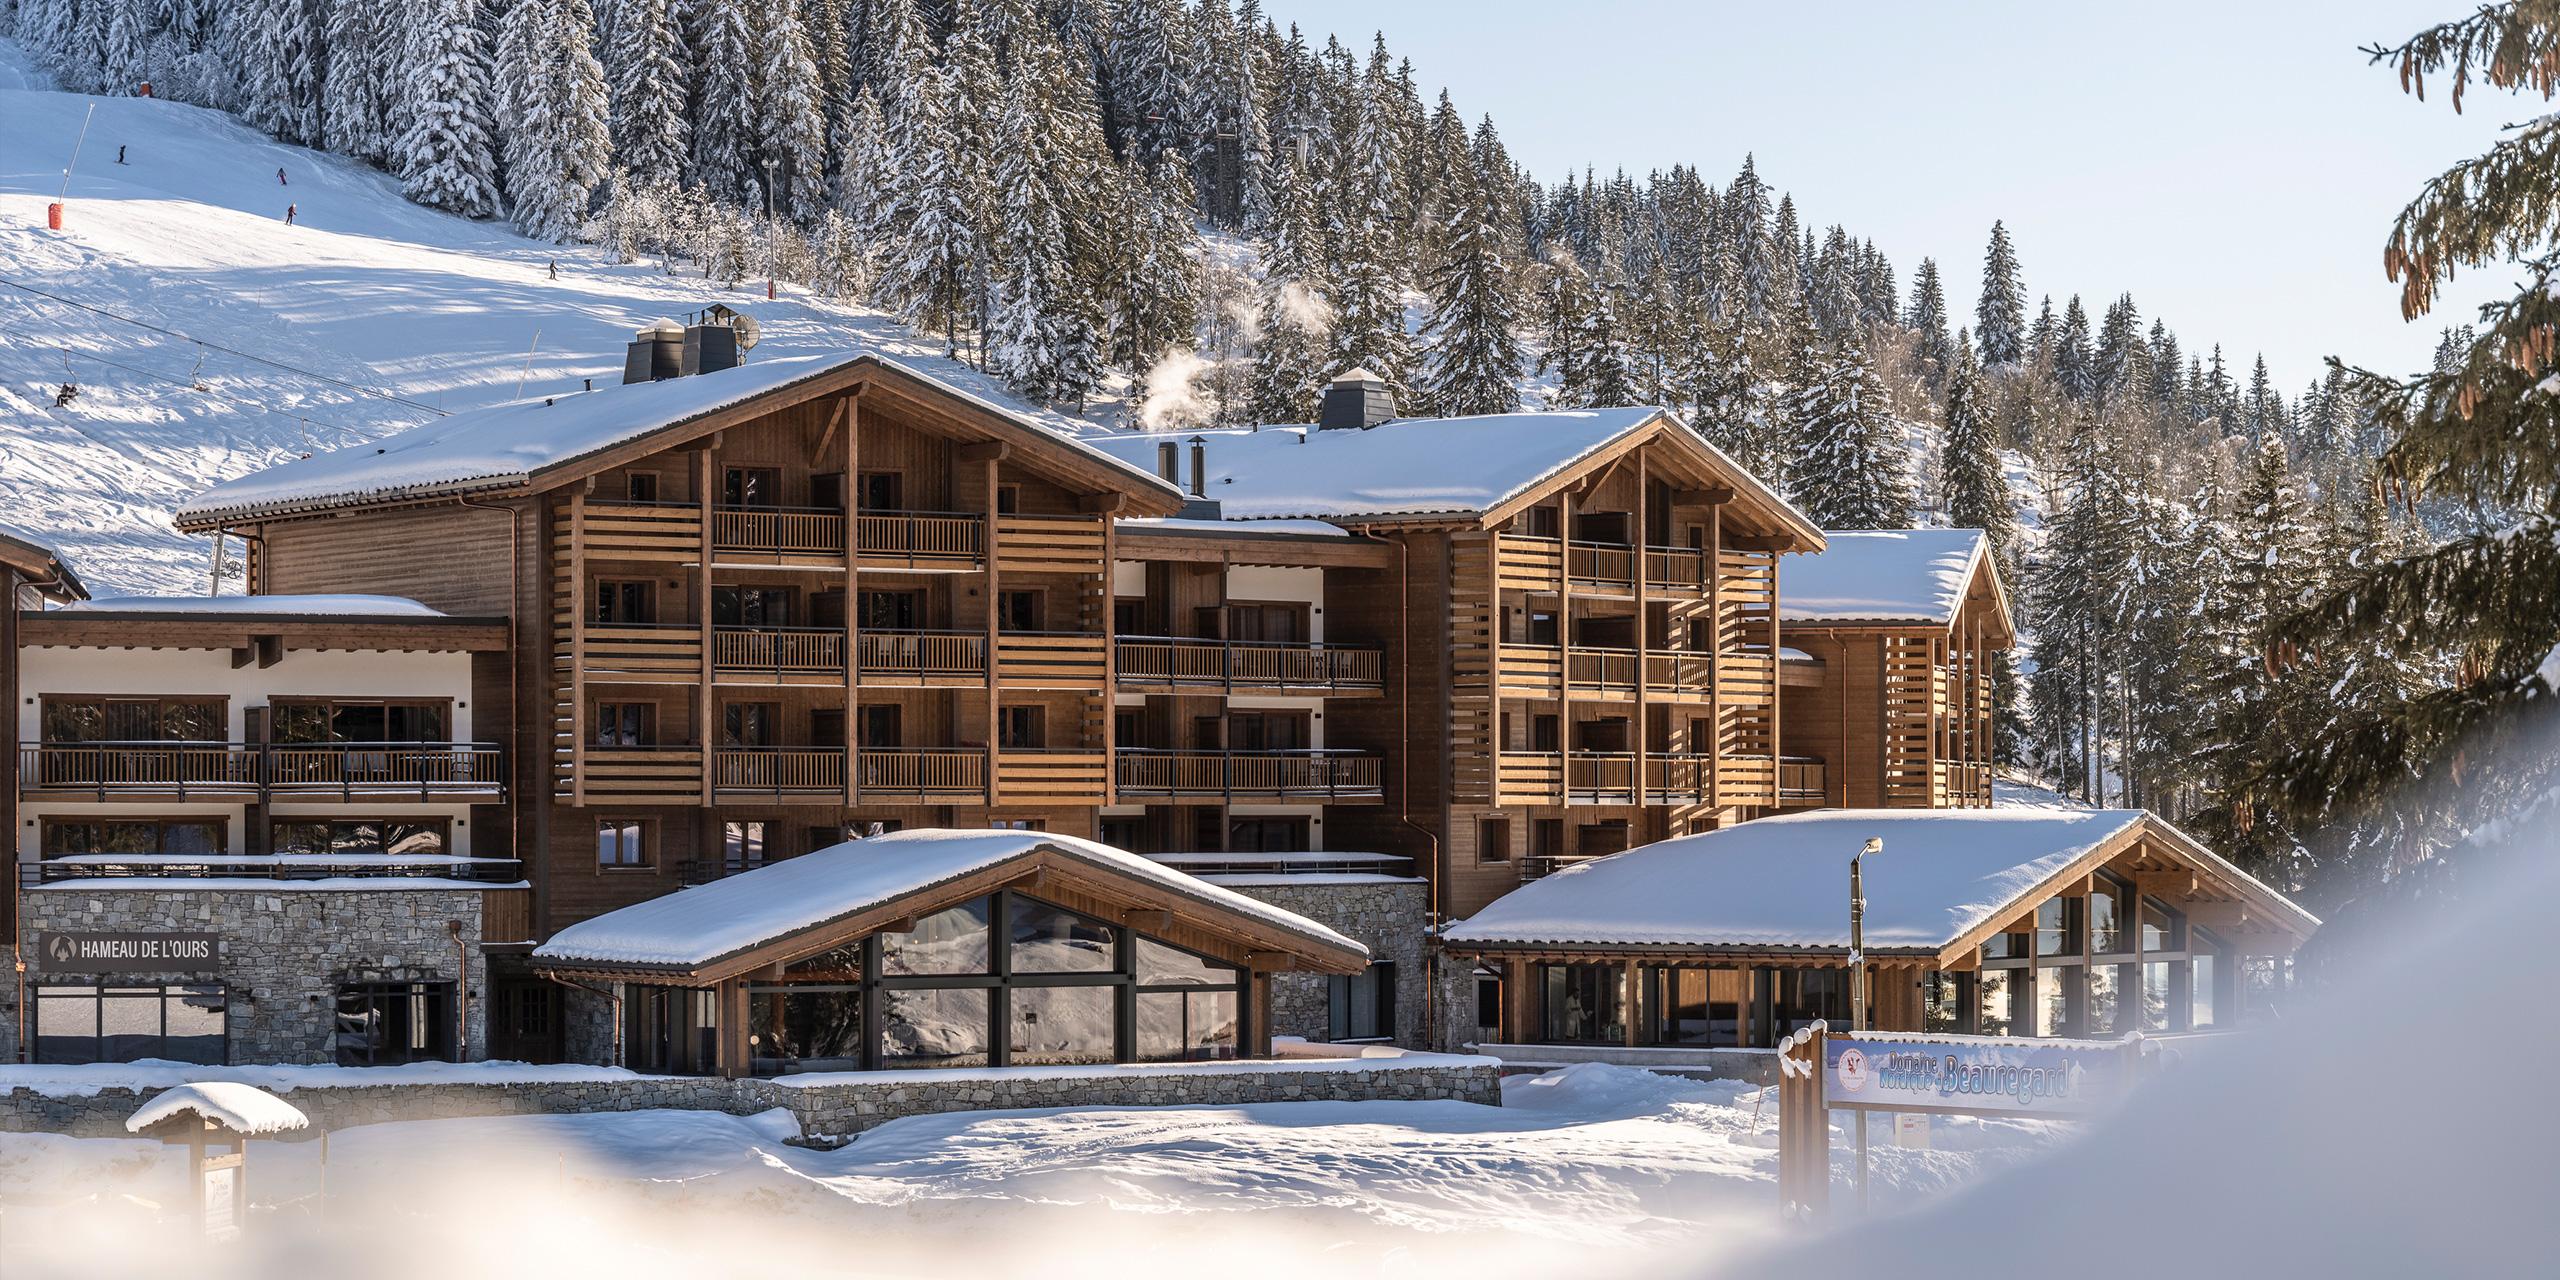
[1727,534,1794,553]
[958,440,1011,463]
[1077,490,1128,514]
[1670,486,1735,507]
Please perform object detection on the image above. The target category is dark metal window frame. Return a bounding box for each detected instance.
[333,980,457,1067]
[31,982,228,1065]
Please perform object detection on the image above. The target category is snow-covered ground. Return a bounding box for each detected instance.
[0,41,1137,595]
[0,1063,2067,1279]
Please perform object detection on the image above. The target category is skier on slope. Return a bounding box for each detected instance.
[277,168,288,186]
[285,204,296,226]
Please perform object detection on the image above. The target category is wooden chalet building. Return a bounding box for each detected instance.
[1440,809,2318,1063]
[1776,529,2011,810]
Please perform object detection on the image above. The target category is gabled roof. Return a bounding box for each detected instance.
[1440,809,2316,961]
[174,354,1184,529]
[532,829,1369,981]
[1082,408,1822,546]
[1779,528,2012,642]
[0,524,88,603]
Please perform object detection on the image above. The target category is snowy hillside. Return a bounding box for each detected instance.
[0,44,1120,594]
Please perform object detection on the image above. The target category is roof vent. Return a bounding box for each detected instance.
[622,320,685,384]
[1318,368,1394,431]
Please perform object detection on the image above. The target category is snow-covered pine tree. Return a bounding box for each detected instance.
[987,54,1103,405]
[753,2,829,222]
[1245,154,1334,423]
[1558,285,1635,409]
[242,0,321,145]
[1417,165,1523,418]
[398,0,502,218]
[872,54,984,357]
[1905,256,1952,390]
[2051,295,2096,402]
[498,0,614,242]
[1109,0,1191,167]
[102,0,148,92]
[1323,74,1413,393]
[607,0,690,188]
[1103,149,1203,387]
[686,0,758,204]
[1941,329,2017,556]
[1976,219,2027,368]
[1791,330,1912,527]
[322,0,393,163]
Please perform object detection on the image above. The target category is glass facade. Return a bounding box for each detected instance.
[728,892,1248,1075]
[33,984,225,1064]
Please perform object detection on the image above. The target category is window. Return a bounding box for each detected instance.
[1531,819,1564,859]
[1538,964,1626,1044]
[811,472,845,511]
[1519,506,1560,539]
[1477,816,1513,864]
[996,589,1043,633]
[724,466,782,508]
[1768,968,1849,1036]
[270,699,448,744]
[41,818,224,858]
[597,819,650,869]
[990,818,1045,832]
[594,701,654,747]
[41,696,223,742]
[2035,896,2082,957]
[712,586,795,627]
[855,704,901,748]
[2139,898,2184,951]
[880,899,994,976]
[2191,934,2222,1029]
[724,702,779,747]
[2089,874,2129,955]
[1922,972,1968,1033]
[2034,965,2081,1036]
[1099,816,1145,851]
[995,483,1021,515]
[856,589,921,631]
[1009,986,1114,1066]
[624,985,719,1074]
[1225,602,1309,644]
[1226,710,1309,752]
[1113,598,1147,636]
[997,705,1046,750]
[1228,816,1310,852]
[33,984,225,1064]
[1136,989,1239,1062]
[2085,964,2124,1035]
[623,472,660,502]
[722,821,768,873]
[1474,976,1502,1029]
[1641,966,1747,1047]
[272,819,448,858]
[2141,962,2178,1032]
[593,580,655,625]
[335,981,456,1066]
[1977,969,2016,1036]
[1328,963,1397,1041]
[858,471,903,511]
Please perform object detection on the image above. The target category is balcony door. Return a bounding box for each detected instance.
[1225,602,1309,644]
[724,466,782,508]
[713,586,795,628]
[1227,710,1309,753]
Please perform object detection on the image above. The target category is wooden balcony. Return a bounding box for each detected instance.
[1496,752,1564,804]
[18,743,262,799]
[857,629,987,684]
[1494,536,1726,597]
[578,746,706,803]
[1115,637,1383,694]
[996,748,1110,805]
[572,502,702,562]
[1496,646,1728,699]
[574,623,703,683]
[993,514,1107,575]
[858,511,984,570]
[1494,751,1795,808]
[715,746,847,799]
[713,626,845,683]
[996,631,1110,688]
[1114,750,1383,802]
[859,748,991,800]
[1780,757,1828,806]
[714,504,844,560]
[20,742,504,802]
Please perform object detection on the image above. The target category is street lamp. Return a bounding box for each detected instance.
[761,158,780,300]
[1851,836,1880,1032]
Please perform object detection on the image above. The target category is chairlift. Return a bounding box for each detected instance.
[54,380,78,407]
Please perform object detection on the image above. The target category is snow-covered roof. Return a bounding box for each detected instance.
[1083,409,1815,538]
[1778,529,2000,631]
[124,1082,310,1136]
[534,828,1366,972]
[1441,808,2312,953]
[175,354,1180,527]
[1117,517,1352,539]
[62,593,447,617]
[0,523,87,600]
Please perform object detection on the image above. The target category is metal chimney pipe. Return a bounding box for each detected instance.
[1187,437,1207,498]
[1156,440,1179,483]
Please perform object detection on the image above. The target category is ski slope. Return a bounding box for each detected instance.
[0,42,1112,595]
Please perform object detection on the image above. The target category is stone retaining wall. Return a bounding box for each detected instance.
[0,1052,1501,1145]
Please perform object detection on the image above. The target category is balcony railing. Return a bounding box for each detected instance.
[1113,749,1382,800]
[1780,756,1828,805]
[22,854,523,887]
[1494,534,1741,596]
[712,625,845,676]
[713,504,844,556]
[858,629,988,680]
[21,742,505,801]
[1115,637,1385,692]
[714,746,847,797]
[857,510,985,567]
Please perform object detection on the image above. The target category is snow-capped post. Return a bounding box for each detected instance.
[125,1083,311,1242]
[50,102,95,231]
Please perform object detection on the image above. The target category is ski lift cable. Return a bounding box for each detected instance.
[0,275,451,415]
[0,325,384,439]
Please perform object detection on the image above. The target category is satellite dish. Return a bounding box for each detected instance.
[732,312,760,352]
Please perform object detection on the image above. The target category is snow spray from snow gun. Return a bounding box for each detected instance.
[49,102,94,231]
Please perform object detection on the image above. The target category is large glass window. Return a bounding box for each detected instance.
[1977,970,2016,1036]
[879,988,991,1069]
[2192,948,2220,1030]
[1642,966,1745,1047]
[1327,962,1397,1041]
[1009,986,1117,1066]
[2034,965,2081,1037]
[879,899,993,976]
[1922,972,1967,1033]
[1137,989,1239,1061]
[1010,899,1116,973]
[335,982,456,1066]
[42,696,223,742]
[2140,898,2184,952]
[270,700,447,743]
[2089,877,2129,956]
[1769,968,1849,1035]
[2085,964,2124,1036]
[2142,962,2177,1032]
[33,984,225,1064]
[1537,964,1627,1044]
[2035,897,2082,958]
[273,819,448,858]
[41,818,224,857]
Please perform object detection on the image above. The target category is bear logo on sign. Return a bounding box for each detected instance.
[1835,1046,1871,1094]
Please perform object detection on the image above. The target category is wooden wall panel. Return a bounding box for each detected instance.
[258,504,516,615]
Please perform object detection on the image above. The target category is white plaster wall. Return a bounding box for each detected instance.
[1112,559,1147,598]
[17,647,478,742]
[1226,567,1326,643]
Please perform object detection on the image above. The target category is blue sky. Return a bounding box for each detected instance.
[1274,0,2515,388]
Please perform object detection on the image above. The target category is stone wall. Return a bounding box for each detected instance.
[1223,879,1427,1046]
[0,1051,1503,1145]
[5,887,490,1064]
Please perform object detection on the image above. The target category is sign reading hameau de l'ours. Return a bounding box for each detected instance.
[37,931,220,974]
[1823,1034,2129,1116]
